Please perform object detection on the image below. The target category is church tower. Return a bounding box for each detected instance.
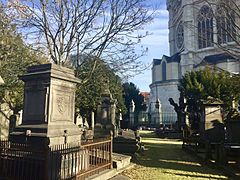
[149,0,240,126]
[167,0,196,74]
[167,0,240,75]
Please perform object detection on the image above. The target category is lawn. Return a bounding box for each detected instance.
[122,131,230,180]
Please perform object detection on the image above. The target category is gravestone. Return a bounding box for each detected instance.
[10,64,82,146]
[95,81,117,137]
[151,98,162,126]
[199,98,224,143]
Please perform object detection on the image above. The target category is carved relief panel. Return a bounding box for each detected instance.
[51,90,74,122]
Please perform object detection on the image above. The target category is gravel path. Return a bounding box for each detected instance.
[121,131,231,180]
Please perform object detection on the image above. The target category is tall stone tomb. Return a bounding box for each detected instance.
[199,99,224,143]
[95,81,117,137]
[10,64,82,146]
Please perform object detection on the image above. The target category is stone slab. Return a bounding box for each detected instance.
[112,153,131,170]
[87,163,134,180]
[86,169,117,180]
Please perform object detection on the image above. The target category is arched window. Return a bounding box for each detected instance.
[162,61,166,81]
[216,2,236,44]
[198,6,214,49]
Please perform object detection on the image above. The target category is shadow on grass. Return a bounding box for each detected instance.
[139,131,157,138]
[133,131,229,179]
[163,172,228,180]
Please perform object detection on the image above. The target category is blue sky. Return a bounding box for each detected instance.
[129,0,169,92]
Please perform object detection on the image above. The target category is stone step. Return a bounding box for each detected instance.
[87,153,133,180]
[86,169,117,180]
[112,153,131,170]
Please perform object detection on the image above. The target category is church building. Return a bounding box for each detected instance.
[149,0,240,126]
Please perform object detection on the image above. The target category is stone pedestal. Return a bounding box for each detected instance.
[10,64,82,146]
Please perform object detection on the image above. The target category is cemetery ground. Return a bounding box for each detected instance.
[119,130,233,180]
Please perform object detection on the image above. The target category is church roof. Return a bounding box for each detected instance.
[153,52,181,66]
[203,53,236,64]
[167,52,181,63]
[153,59,161,66]
[195,53,237,68]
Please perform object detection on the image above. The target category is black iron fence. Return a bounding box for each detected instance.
[160,112,177,124]
[0,140,46,180]
[0,137,112,180]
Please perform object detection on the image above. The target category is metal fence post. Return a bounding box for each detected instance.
[110,131,113,169]
[45,141,50,180]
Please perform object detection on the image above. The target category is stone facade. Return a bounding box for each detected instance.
[149,0,240,125]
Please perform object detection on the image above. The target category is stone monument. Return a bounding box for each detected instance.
[151,99,162,126]
[10,64,82,146]
[95,80,117,137]
[199,98,224,143]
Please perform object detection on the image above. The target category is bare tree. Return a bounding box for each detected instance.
[7,0,154,77]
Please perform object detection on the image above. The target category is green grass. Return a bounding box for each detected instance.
[122,131,230,180]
